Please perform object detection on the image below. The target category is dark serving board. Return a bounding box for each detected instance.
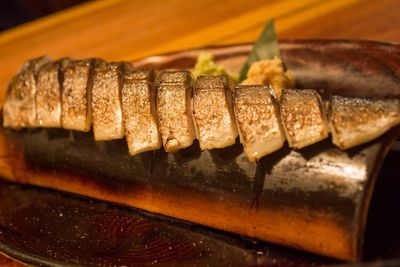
[0,40,399,266]
[0,146,399,266]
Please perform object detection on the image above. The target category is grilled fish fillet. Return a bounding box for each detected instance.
[234,85,285,162]
[36,58,69,127]
[121,66,161,155]
[91,61,124,141]
[280,89,329,149]
[329,95,400,149]
[193,75,238,150]
[156,71,196,152]
[3,58,400,162]
[61,59,93,132]
[3,56,51,128]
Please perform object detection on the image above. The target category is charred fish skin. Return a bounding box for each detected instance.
[329,95,400,149]
[234,85,285,162]
[35,58,70,128]
[193,75,238,150]
[91,61,125,141]
[156,71,196,152]
[121,66,161,155]
[61,59,94,132]
[3,56,52,128]
[280,89,329,149]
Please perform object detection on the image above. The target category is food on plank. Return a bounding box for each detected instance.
[3,57,399,161]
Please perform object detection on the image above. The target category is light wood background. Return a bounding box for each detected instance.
[0,0,399,265]
[0,0,399,106]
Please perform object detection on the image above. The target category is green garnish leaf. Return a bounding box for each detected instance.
[239,19,280,82]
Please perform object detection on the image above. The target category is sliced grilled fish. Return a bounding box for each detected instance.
[3,56,51,128]
[234,85,285,162]
[156,71,196,152]
[280,89,329,149]
[61,59,93,132]
[329,95,400,149]
[91,61,124,141]
[4,57,400,159]
[193,75,238,150]
[36,58,69,127]
[121,66,161,155]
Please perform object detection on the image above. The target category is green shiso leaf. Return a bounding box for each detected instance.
[239,19,280,82]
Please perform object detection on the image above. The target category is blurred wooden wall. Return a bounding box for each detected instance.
[0,0,89,31]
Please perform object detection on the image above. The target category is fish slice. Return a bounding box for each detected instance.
[156,71,196,152]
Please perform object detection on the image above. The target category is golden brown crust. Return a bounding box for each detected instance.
[121,67,161,155]
[280,89,329,149]
[61,59,93,132]
[329,95,400,149]
[193,75,238,150]
[91,61,125,141]
[3,56,52,128]
[234,85,285,161]
[3,55,399,156]
[156,71,195,152]
[36,59,70,128]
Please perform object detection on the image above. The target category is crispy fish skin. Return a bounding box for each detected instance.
[91,61,124,141]
[3,56,51,128]
[121,66,161,155]
[234,85,285,162]
[329,95,400,149]
[280,89,329,149]
[36,58,69,128]
[4,54,400,158]
[156,71,196,152]
[61,59,93,132]
[193,75,238,150]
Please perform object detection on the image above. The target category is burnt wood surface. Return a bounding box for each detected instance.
[0,148,399,266]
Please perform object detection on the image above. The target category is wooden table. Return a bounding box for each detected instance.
[0,0,398,265]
